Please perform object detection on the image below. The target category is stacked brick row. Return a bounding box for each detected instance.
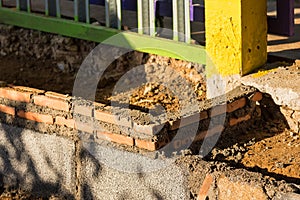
[0,85,263,151]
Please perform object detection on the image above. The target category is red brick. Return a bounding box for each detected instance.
[227,98,246,113]
[229,114,251,126]
[194,125,224,142]
[116,117,133,128]
[210,104,227,117]
[34,95,70,111]
[75,121,94,133]
[73,105,93,117]
[45,91,71,101]
[17,110,53,124]
[171,125,224,150]
[9,86,45,94]
[94,109,116,124]
[250,92,263,102]
[172,137,193,150]
[94,102,106,108]
[198,174,214,200]
[97,131,134,146]
[133,123,164,135]
[0,104,15,116]
[135,139,158,151]
[170,111,208,130]
[55,116,75,129]
[0,87,31,102]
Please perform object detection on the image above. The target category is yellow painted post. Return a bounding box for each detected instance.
[205,0,267,76]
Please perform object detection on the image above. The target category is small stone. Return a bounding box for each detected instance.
[222,149,230,157]
[57,62,65,71]
[236,152,243,161]
[290,132,296,137]
[275,162,284,168]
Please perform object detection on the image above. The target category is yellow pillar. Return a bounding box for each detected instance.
[205,0,267,76]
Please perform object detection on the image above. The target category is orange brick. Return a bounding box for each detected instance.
[97,131,134,146]
[34,95,70,111]
[250,92,263,102]
[227,98,247,113]
[94,109,116,124]
[133,123,164,135]
[95,108,133,128]
[194,125,224,142]
[0,104,15,116]
[75,121,94,134]
[73,105,93,117]
[172,137,193,150]
[9,86,45,94]
[170,111,208,130]
[94,102,106,108]
[55,116,75,129]
[45,91,71,101]
[0,88,31,102]
[135,139,158,151]
[210,104,227,117]
[229,114,251,126]
[17,110,53,124]
[198,174,214,200]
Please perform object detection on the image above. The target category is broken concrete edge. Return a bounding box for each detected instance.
[280,106,300,134]
[241,62,300,111]
[0,84,264,151]
[241,62,300,133]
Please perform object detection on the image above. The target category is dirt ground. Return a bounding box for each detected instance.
[0,25,300,199]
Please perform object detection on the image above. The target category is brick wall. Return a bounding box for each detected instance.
[0,84,262,152]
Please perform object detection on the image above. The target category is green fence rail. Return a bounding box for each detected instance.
[0,0,206,64]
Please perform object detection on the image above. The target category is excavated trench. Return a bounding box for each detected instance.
[0,25,299,199]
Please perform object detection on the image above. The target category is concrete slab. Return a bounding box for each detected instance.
[241,65,300,110]
[0,123,76,198]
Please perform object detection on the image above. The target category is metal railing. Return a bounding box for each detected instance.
[0,0,206,64]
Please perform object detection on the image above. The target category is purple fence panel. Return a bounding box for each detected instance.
[268,0,294,36]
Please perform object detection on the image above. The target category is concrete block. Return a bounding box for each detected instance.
[80,142,190,199]
[0,123,76,198]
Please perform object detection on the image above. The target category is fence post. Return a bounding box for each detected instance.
[205,0,267,76]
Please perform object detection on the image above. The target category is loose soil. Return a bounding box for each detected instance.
[209,119,300,181]
[0,25,300,199]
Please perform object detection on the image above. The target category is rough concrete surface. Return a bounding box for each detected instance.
[80,141,190,200]
[242,64,300,110]
[0,123,76,198]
